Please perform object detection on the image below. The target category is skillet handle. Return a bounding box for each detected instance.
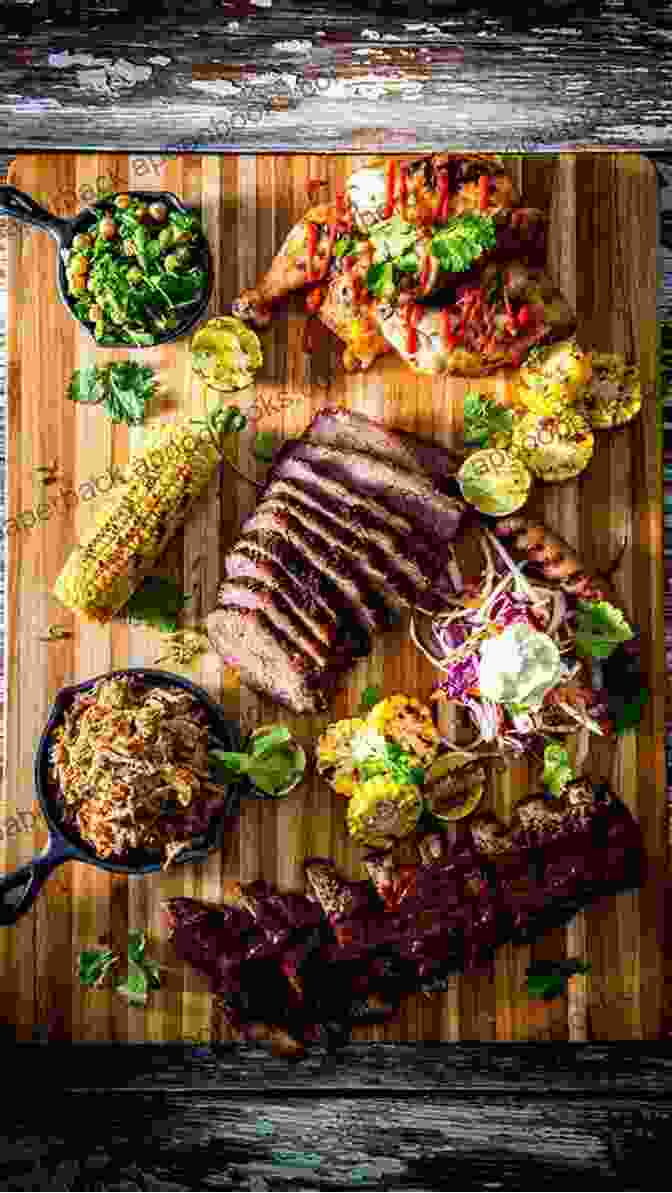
[0,185,71,242]
[0,832,78,926]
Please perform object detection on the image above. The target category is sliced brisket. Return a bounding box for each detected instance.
[228,533,371,662]
[273,440,465,545]
[258,490,419,611]
[266,476,436,597]
[216,578,332,670]
[205,606,328,714]
[239,505,397,635]
[300,405,462,490]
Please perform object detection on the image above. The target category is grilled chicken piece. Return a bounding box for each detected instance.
[318,257,391,372]
[374,262,576,376]
[232,202,340,328]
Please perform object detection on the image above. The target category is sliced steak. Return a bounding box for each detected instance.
[228,534,371,662]
[217,578,332,670]
[302,406,461,490]
[225,543,336,649]
[265,478,432,601]
[273,441,465,545]
[272,451,416,539]
[206,606,327,715]
[240,505,397,635]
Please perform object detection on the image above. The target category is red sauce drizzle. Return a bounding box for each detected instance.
[434,173,450,223]
[384,160,397,218]
[305,222,318,282]
[399,163,408,220]
[479,174,490,212]
[406,303,419,355]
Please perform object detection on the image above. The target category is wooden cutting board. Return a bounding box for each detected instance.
[0,152,665,1042]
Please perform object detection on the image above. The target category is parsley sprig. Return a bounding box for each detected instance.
[77,931,162,1006]
[67,360,157,425]
[526,959,591,1001]
[124,575,191,634]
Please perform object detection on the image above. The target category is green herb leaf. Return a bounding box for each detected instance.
[253,431,276,462]
[526,959,591,1001]
[116,960,149,1006]
[124,576,190,634]
[67,364,107,406]
[78,949,119,988]
[359,685,382,713]
[127,930,146,967]
[246,749,298,794]
[333,236,357,259]
[209,750,246,774]
[369,215,418,262]
[613,687,649,735]
[430,213,496,274]
[365,261,396,301]
[542,742,575,797]
[463,390,514,449]
[382,741,425,787]
[250,727,292,757]
[575,600,635,661]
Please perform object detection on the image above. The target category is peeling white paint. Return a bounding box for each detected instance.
[271,41,313,54]
[190,80,241,97]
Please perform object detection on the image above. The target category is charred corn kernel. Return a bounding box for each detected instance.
[346,776,424,848]
[365,694,440,764]
[53,418,220,623]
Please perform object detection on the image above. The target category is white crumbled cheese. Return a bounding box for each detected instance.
[148,55,172,66]
[190,79,241,96]
[350,729,387,764]
[478,625,563,711]
[49,50,103,68]
[361,29,382,39]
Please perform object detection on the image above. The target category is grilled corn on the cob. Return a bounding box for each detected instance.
[53,419,221,623]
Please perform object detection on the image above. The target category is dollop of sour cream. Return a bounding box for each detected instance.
[478,623,563,710]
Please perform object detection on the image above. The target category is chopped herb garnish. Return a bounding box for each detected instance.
[359,685,382,713]
[464,390,514,449]
[430,213,496,274]
[542,742,574,797]
[124,576,190,634]
[78,948,119,989]
[575,600,635,661]
[526,959,591,1001]
[253,431,277,462]
[67,361,157,426]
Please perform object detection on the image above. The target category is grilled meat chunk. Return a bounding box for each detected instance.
[274,441,465,545]
[240,504,397,636]
[257,491,417,612]
[216,578,332,670]
[205,606,328,714]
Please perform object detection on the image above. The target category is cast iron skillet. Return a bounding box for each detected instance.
[0,668,249,926]
[0,185,213,347]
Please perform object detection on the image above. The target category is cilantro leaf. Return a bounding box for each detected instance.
[463,390,513,449]
[542,742,575,797]
[365,261,396,301]
[575,600,635,660]
[253,431,277,462]
[430,213,496,275]
[333,236,358,259]
[382,741,425,787]
[116,960,150,1006]
[250,727,292,756]
[124,575,190,634]
[66,361,157,426]
[526,959,591,1001]
[127,930,147,967]
[359,685,382,713]
[67,364,107,406]
[78,948,119,988]
[613,687,649,735]
[369,215,418,262]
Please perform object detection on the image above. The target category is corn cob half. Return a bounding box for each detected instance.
[53,419,221,624]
